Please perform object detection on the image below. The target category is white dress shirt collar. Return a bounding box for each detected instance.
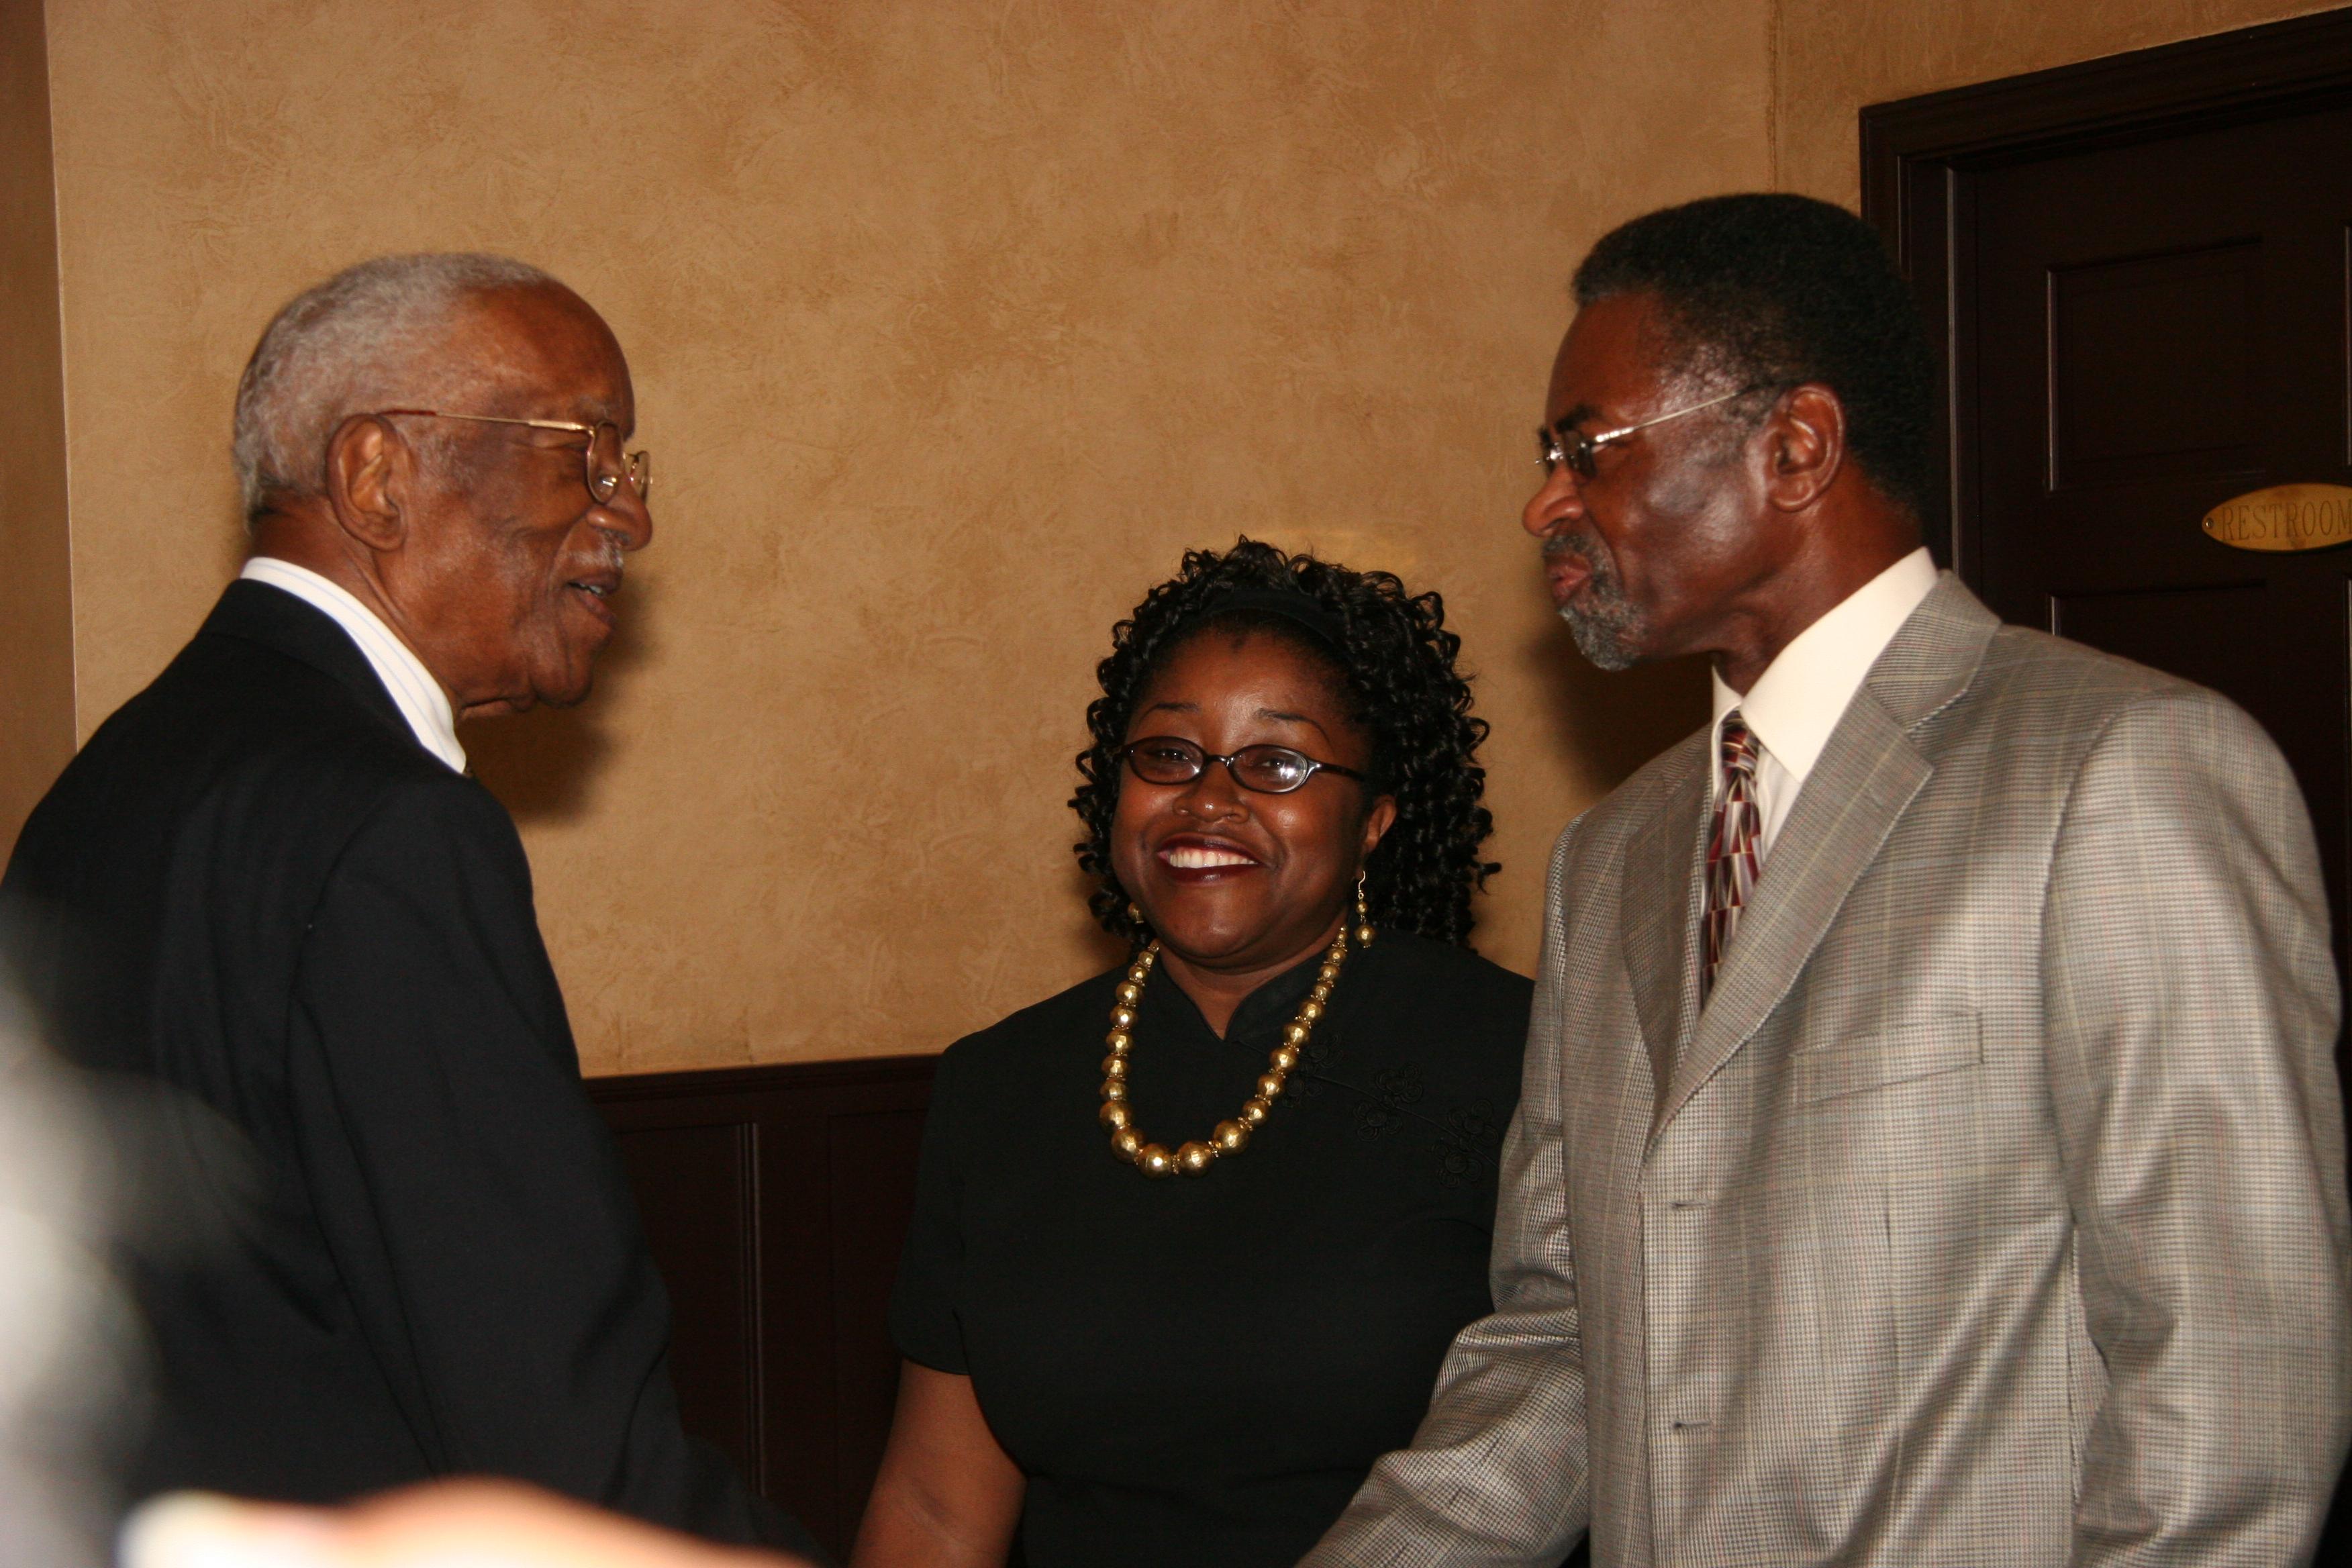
[1710,546,1939,788]
[238,556,467,775]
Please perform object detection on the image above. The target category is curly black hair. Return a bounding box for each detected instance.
[1574,193,1938,524]
[1071,538,1499,948]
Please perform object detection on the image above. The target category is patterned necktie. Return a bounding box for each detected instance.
[1704,712,1763,1000]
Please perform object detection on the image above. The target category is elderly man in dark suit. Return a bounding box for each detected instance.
[1307,195,2351,1566]
[2,254,814,1554]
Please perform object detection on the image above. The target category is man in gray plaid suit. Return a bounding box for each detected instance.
[1306,195,2352,1566]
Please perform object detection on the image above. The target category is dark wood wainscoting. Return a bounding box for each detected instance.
[589,1055,938,1559]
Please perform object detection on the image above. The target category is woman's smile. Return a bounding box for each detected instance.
[1155,833,1265,879]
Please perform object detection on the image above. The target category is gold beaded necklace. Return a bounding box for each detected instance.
[1097,894,1373,1179]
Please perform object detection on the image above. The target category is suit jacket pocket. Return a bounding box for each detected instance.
[1792,1014,1982,1105]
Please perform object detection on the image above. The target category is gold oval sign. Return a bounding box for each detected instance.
[2202,483,2352,552]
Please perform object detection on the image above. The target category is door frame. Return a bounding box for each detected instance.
[1859,4,2352,579]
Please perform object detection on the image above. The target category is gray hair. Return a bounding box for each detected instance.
[231,252,562,519]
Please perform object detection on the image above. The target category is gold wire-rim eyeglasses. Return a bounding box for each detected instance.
[373,407,650,505]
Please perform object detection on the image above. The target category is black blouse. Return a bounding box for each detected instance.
[891,931,1532,1568]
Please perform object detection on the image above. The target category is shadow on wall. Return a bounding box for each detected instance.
[462,573,658,825]
[1519,615,1710,796]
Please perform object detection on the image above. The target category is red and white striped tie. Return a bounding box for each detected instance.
[1704,712,1763,1000]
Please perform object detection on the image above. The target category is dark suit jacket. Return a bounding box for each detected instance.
[1,580,813,1553]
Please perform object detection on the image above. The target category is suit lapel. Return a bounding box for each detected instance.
[1620,736,1710,1114]
[1650,573,2002,1141]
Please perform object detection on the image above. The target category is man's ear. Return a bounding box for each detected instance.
[322,415,410,553]
[1761,384,1847,513]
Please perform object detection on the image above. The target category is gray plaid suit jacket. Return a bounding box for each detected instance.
[1307,575,2352,1567]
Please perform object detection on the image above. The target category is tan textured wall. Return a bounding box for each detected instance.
[44,0,1768,1071]
[0,0,75,856]
[1773,0,2341,202]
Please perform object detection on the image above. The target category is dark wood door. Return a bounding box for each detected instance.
[1865,11,2352,1550]
[1969,104,2352,981]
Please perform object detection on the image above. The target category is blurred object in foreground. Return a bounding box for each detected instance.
[121,1483,816,1568]
[0,976,135,1568]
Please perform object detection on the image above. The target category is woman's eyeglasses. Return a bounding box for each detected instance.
[1120,736,1366,795]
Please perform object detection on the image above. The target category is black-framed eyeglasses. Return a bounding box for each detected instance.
[1535,385,1755,481]
[373,407,650,505]
[1120,736,1367,795]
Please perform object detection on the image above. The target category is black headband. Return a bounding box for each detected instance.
[1196,586,1348,649]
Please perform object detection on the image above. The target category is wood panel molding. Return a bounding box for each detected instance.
[589,1054,938,1559]
[1862,7,2352,263]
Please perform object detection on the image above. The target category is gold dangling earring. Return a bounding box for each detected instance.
[1354,871,1375,946]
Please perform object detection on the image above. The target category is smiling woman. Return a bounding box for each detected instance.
[851,540,1532,1568]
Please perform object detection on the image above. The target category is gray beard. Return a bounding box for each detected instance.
[1547,534,1642,671]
